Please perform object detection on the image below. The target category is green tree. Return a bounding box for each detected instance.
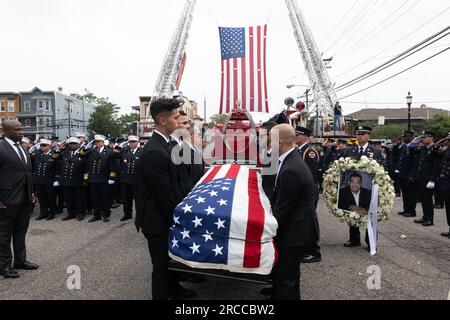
[209,114,228,125]
[117,113,139,135]
[362,124,405,140]
[425,114,450,139]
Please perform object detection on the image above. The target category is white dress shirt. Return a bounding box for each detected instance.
[352,191,360,207]
[5,137,28,164]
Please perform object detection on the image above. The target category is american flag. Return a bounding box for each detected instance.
[219,25,270,114]
[169,164,278,275]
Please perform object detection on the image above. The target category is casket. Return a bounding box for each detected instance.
[169,164,278,275]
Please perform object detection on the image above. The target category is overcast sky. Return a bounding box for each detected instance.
[1,0,449,122]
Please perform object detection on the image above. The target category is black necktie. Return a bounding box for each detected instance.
[14,142,26,165]
[359,147,364,159]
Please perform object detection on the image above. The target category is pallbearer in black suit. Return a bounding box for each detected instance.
[397,131,420,218]
[32,138,60,221]
[414,131,441,227]
[270,124,319,300]
[0,120,38,279]
[186,126,205,186]
[295,126,321,264]
[56,137,86,221]
[343,126,384,249]
[135,98,196,300]
[119,135,141,222]
[85,135,118,223]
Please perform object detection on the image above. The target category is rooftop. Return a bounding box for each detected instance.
[346,107,450,120]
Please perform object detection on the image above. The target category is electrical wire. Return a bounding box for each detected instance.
[335,0,420,59]
[339,46,450,100]
[335,26,450,91]
[334,6,450,79]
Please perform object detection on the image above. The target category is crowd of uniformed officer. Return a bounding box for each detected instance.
[26,133,146,223]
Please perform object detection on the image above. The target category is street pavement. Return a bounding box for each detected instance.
[0,196,449,300]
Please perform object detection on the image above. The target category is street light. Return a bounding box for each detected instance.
[406,91,413,131]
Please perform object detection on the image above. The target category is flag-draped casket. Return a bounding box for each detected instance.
[169,164,278,275]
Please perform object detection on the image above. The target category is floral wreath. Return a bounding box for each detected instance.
[323,156,395,228]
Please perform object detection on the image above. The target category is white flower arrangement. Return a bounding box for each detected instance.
[323,156,395,228]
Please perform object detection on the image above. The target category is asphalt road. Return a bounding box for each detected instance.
[1,196,449,300]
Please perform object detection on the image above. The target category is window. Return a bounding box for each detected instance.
[8,101,15,112]
[24,119,31,127]
[45,100,51,111]
[76,105,80,115]
[24,101,31,111]
[39,117,44,127]
[0,101,4,112]
[38,101,44,111]
[46,118,51,127]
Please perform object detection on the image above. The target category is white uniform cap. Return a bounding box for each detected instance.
[128,135,139,142]
[22,137,31,144]
[94,135,106,142]
[75,132,86,139]
[39,139,51,145]
[67,137,81,144]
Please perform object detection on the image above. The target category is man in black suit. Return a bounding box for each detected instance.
[136,98,196,300]
[0,120,39,279]
[343,126,384,249]
[338,173,372,213]
[269,124,320,300]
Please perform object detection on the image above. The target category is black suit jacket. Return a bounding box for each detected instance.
[0,139,33,207]
[272,150,320,248]
[338,187,371,212]
[187,146,205,186]
[135,133,185,235]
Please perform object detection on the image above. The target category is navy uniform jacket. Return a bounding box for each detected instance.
[344,145,386,169]
[85,147,117,184]
[58,150,85,187]
[391,144,405,173]
[437,148,450,190]
[398,142,420,180]
[32,150,59,185]
[120,147,142,185]
[298,143,320,185]
[416,145,441,183]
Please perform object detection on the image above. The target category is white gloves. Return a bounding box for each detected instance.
[426,181,435,190]
[53,181,60,187]
[108,180,115,185]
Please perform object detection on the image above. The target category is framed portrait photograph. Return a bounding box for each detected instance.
[337,171,374,215]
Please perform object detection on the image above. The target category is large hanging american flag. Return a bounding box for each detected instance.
[219,25,270,114]
[169,164,278,275]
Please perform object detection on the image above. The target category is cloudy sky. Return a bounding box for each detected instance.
[1,0,449,121]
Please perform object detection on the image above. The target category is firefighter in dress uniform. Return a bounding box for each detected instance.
[32,139,60,221]
[55,137,86,221]
[84,135,118,223]
[119,136,141,222]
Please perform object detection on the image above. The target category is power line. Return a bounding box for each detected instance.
[341,100,450,105]
[335,26,450,91]
[323,0,376,54]
[339,46,450,100]
[320,0,360,47]
[335,0,419,59]
[334,6,450,79]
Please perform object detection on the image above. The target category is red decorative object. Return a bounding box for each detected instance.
[295,101,306,111]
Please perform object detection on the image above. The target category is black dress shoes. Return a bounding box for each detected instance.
[62,216,76,221]
[344,241,361,248]
[35,215,47,221]
[422,220,434,227]
[103,217,110,223]
[414,218,425,224]
[169,285,198,299]
[46,215,55,221]
[440,231,450,237]
[14,261,39,270]
[77,216,85,221]
[1,268,19,279]
[120,216,132,222]
[88,216,102,223]
[398,211,405,215]
[402,212,416,218]
[301,254,322,263]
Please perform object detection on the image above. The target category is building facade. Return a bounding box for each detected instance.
[0,92,20,137]
[17,87,96,141]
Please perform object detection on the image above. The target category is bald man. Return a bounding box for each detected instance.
[0,120,38,279]
[269,124,320,300]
